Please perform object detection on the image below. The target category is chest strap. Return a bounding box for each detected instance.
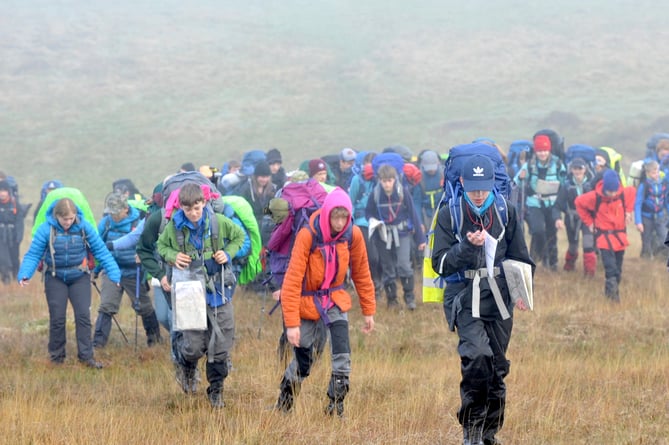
[465,267,510,320]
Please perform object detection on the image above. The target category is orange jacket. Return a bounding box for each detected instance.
[280,210,376,328]
[575,181,636,251]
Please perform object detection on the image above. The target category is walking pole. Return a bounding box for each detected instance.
[134,265,141,351]
[92,279,129,344]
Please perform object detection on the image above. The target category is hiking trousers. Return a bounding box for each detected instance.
[526,206,558,268]
[98,272,155,316]
[565,213,595,256]
[453,306,512,441]
[640,214,668,258]
[44,273,95,362]
[175,302,235,367]
[283,306,351,383]
[373,232,413,285]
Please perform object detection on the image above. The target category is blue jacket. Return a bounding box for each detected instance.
[97,206,142,275]
[634,177,669,223]
[18,202,121,284]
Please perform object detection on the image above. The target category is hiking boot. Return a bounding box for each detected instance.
[325,400,345,418]
[463,423,484,445]
[483,437,503,445]
[325,373,348,418]
[175,364,199,394]
[80,358,104,369]
[385,281,399,308]
[563,251,577,271]
[276,377,298,413]
[401,276,416,310]
[207,386,225,409]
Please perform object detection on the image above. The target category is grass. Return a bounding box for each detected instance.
[2,234,669,444]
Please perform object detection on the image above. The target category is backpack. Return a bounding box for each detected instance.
[32,187,97,237]
[646,132,669,159]
[507,140,532,178]
[220,195,262,285]
[533,129,565,162]
[598,146,627,187]
[266,179,328,288]
[565,144,597,171]
[371,152,405,179]
[423,143,511,301]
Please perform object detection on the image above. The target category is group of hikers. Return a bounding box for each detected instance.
[3,128,669,445]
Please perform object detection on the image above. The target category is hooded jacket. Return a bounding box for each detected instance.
[280,188,375,328]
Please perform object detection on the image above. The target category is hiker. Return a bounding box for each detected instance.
[0,180,21,284]
[92,192,162,348]
[431,154,534,445]
[328,148,357,190]
[17,197,121,368]
[238,160,276,244]
[180,162,196,172]
[274,187,375,417]
[33,180,63,221]
[514,135,566,271]
[157,183,245,408]
[307,158,336,192]
[365,163,425,309]
[266,148,287,189]
[348,152,384,300]
[575,169,636,301]
[634,160,669,259]
[416,149,445,229]
[554,157,597,275]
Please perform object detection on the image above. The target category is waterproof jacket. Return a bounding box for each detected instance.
[18,202,121,284]
[365,181,425,246]
[634,177,668,223]
[97,205,142,275]
[575,181,636,251]
[515,155,566,208]
[281,190,375,328]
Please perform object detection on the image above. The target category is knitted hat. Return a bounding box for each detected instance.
[266,148,282,164]
[308,159,327,177]
[420,150,440,172]
[340,147,356,162]
[254,161,271,177]
[602,169,620,193]
[0,180,10,192]
[268,197,289,224]
[534,135,551,152]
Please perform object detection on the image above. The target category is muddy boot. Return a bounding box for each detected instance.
[384,281,399,308]
[583,251,597,278]
[142,311,162,346]
[207,382,225,408]
[563,251,577,271]
[604,277,620,302]
[401,276,416,310]
[276,377,300,413]
[373,279,384,302]
[463,422,484,445]
[325,373,349,418]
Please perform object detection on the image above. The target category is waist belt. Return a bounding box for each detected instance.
[465,267,510,320]
[384,221,408,249]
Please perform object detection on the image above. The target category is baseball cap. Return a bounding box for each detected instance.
[462,155,495,192]
[104,192,129,215]
[420,150,440,172]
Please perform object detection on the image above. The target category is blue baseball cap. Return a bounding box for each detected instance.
[462,155,495,192]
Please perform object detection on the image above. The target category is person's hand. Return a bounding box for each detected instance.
[555,219,565,230]
[625,212,633,225]
[19,278,29,287]
[588,224,595,233]
[361,315,375,334]
[272,290,281,301]
[213,250,228,264]
[417,242,426,251]
[466,230,485,246]
[518,170,527,180]
[286,326,300,347]
[160,276,171,292]
[636,223,644,233]
[174,252,192,270]
[515,299,528,311]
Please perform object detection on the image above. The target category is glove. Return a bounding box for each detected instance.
[106,241,114,251]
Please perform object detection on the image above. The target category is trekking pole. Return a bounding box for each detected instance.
[258,282,268,339]
[92,279,129,344]
[134,265,141,351]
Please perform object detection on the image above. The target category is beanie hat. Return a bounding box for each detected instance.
[420,150,440,172]
[569,158,587,169]
[308,159,327,177]
[0,180,10,192]
[602,169,620,193]
[266,148,282,164]
[534,135,551,152]
[254,161,271,177]
[268,197,289,224]
[340,147,356,162]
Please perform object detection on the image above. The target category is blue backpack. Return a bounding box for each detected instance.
[440,142,511,242]
[507,140,532,178]
[646,132,669,160]
[565,144,596,170]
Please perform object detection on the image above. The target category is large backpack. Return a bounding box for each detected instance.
[32,187,97,237]
[220,195,262,285]
[565,144,597,171]
[507,140,532,178]
[423,143,511,302]
[533,129,565,162]
[598,146,627,186]
[266,179,328,288]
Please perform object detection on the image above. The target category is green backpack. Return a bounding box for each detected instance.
[32,187,97,237]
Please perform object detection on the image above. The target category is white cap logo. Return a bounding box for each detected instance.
[472,166,485,177]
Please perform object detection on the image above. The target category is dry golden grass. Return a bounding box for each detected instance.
[1,233,669,444]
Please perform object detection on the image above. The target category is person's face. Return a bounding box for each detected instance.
[229,166,240,174]
[604,190,617,197]
[57,212,77,231]
[657,148,669,161]
[595,156,607,172]
[256,175,271,187]
[111,207,129,222]
[269,162,281,174]
[0,190,9,201]
[535,150,550,162]
[571,166,586,181]
[339,159,354,172]
[329,209,349,234]
[182,201,204,224]
[647,167,660,181]
[380,177,396,194]
[465,189,490,207]
[312,171,328,183]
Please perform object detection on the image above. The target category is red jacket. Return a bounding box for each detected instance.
[575,181,636,251]
[280,209,376,328]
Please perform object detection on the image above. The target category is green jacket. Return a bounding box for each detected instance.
[157,212,244,266]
